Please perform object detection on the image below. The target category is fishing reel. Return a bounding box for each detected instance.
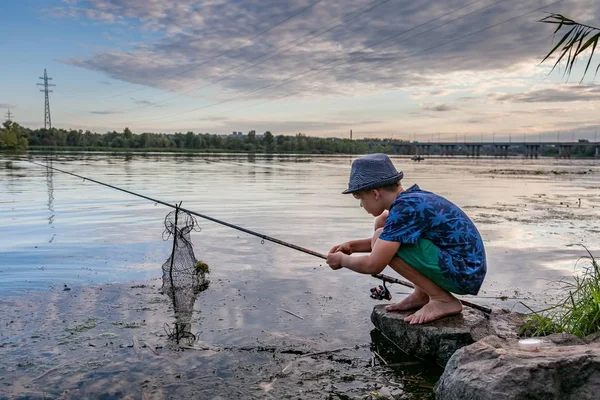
[369,280,392,301]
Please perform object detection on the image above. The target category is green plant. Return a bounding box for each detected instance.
[195,261,210,274]
[520,245,600,337]
[540,13,600,82]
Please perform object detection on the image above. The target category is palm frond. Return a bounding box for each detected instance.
[540,13,600,82]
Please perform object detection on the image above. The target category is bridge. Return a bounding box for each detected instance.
[367,141,600,158]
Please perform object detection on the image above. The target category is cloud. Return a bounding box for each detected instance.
[0,103,15,109]
[199,115,230,122]
[493,84,600,103]
[411,89,455,99]
[90,110,123,114]
[463,117,493,124]
[130,98,166,107]
[422,103,457,112]
[511,108,567,115]
[429,89,454,97]
[99,81,112,85]
[55,0,600,104]
[49,6,120,23]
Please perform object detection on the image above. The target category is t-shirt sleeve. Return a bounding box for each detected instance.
[379,198,429,244]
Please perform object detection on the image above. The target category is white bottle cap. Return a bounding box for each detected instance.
[518,338,543,351]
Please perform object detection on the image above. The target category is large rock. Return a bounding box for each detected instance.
[434,334,600,400]
[370,304,524,366]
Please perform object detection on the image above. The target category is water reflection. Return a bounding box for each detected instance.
[370,328,442,395]
[45,155,55,226]
[160,208,209,345]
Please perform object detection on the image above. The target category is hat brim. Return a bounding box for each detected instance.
[342,172,404,194]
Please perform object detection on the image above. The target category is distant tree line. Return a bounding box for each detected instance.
[1,122,598,157]
[2,123,394,154]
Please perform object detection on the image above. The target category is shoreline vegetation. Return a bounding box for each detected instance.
[1,121,599,157]
[520,247,600,338]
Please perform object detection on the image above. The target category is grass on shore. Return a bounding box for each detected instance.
[520,246,600,338]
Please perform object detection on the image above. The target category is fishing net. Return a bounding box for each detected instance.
[161,206,209,345]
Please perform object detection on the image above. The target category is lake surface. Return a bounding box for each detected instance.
[1,152,599,399]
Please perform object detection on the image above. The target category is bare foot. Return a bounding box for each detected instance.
[385,288,429,312]
[404,297,462,325]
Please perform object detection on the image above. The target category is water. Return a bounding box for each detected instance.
[1,153,599,399]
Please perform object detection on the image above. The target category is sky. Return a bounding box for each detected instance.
[1,0,599,140]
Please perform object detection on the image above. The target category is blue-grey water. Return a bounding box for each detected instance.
[1,152,599,399]
[2,153,599,294]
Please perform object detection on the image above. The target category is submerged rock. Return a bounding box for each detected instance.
[434,334,600,400]
[370,304,523,367]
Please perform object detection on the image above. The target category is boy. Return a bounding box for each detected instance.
[327,153,486,325]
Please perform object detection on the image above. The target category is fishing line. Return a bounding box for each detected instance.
[27,159,491,314]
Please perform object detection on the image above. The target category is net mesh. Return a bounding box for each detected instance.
[161,207,209,345]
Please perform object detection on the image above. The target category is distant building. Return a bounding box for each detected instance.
[218,131,247,138]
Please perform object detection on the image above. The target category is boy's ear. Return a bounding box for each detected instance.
[371,189,381,200]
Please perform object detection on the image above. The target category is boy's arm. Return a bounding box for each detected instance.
[330,238,372,254]
[348,238,373,253]
[330,239,400,275]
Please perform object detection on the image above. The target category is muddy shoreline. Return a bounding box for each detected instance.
[0,280,442,399]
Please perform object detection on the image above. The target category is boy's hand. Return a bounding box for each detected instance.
[326,252,344,270]
[329,242,353,255]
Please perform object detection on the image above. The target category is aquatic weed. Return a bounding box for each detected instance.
[195,260,210,274]
[520,246,600,338]
[123,322,142,329]
[66,318,97,333]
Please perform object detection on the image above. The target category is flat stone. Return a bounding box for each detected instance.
[370,304,524,367]
[434,334,600,400]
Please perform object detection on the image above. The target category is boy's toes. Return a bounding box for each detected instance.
[409,313,421,325]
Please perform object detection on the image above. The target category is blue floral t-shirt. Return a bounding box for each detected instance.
[379,184,486,295]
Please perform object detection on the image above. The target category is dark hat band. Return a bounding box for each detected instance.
[342,171,403,194]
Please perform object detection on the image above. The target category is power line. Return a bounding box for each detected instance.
[131,0,498,124]
[162,0,563,125]
[197,0,498,114]
[118,0,396,113]
[103,0,327,100]
[5,109,13,122]
[37,69,56,129]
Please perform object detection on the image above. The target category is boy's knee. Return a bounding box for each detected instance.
[372,227,383,248]
[374,211,389,230]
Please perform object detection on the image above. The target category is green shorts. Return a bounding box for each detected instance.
[396,238,461,294]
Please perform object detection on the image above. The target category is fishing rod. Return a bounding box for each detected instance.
[28,160,323,258]
[28,159,491,314]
